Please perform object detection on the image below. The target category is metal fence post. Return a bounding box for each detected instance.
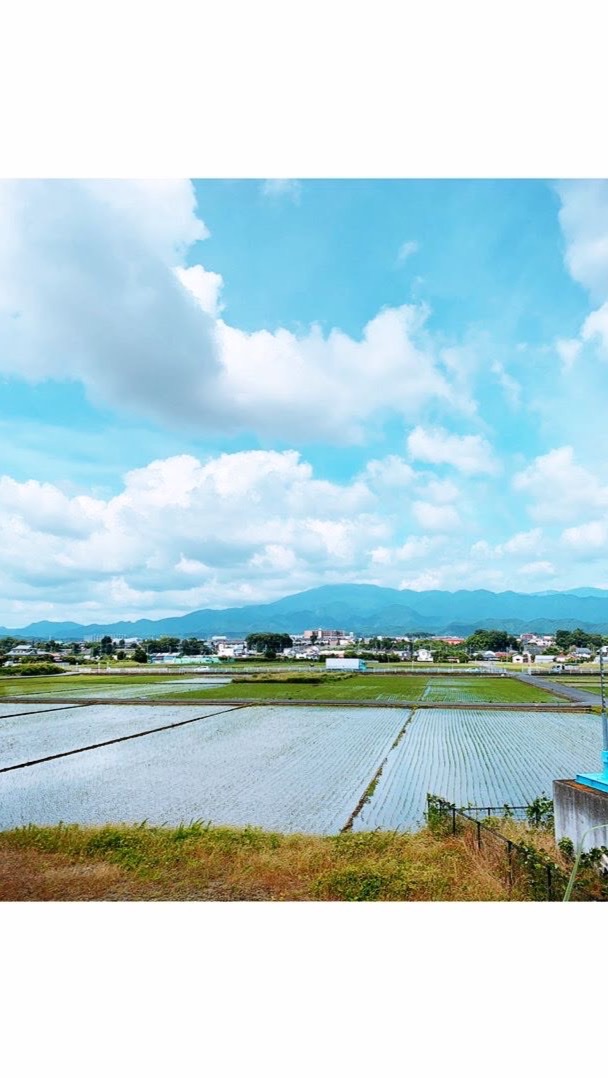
[476,820,482,849]
[547,864,552,902]
[452,806,456,835]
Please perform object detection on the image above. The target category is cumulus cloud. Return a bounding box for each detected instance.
[0,450,396,623]
[398,570,445,591]
[557,180,608,301]
[513,447,608,523]
[174,264,225,317]
[561,520,608,552]
[419,478,459,504]
[411,501,460,532]
[557,181,608,354]
[216,305,463,442]
[3,443,607,623]
[407,425,499,475]
[581,301,608,354]
[0,180,224,429]
[0,180,474,445]
[500,528,544,556]
[359,455,416,488]
[518,561,556,577]
[371,535,448,566]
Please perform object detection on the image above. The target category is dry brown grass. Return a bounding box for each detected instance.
[0,821,521,902]
[0,848,132,901]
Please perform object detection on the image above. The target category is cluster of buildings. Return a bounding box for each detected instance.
[2,628,605,668]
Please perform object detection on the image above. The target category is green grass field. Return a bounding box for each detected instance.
[549,677,602,692]
[156,674,562,704]
[0,670,565,704]
[0,673,186,697]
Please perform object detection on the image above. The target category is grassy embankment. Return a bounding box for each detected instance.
[0,815,582,901]
[0,821,523,901]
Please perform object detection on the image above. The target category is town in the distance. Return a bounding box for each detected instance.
[1,625,604,671]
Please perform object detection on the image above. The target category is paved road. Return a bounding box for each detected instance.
[513,672,603,706]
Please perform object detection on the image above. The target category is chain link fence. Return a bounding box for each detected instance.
[426,795,601,901]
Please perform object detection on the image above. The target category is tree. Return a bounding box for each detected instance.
[181,638,203,656]
[100,635,114,656]
[465,629,518,653]
[132,647,148,664]
[555,628,602,651]
[143,636,181,654]
[246,633,293,659]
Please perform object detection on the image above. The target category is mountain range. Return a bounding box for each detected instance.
[2,584,608,640]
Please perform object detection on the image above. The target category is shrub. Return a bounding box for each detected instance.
[526,794,554,830]
[15,662,64,676]
[313,865,402,901]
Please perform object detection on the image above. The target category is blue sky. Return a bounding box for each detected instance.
[1,178,608,625]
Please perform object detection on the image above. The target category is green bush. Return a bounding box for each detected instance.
[15,662,64,676]
[313,862,412,901]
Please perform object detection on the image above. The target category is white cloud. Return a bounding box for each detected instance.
[518,561,556,577]
[556,181,608,355]
[0,180,223,428]
[557,180,608,301]
[500,528,544,556]
[581,301,608,354]
[470,540,493,559]
[174,264,225,317]
[407,425,499,475]
[412,501,460,532]
[0,180,474,445]
[398,569,444,591]
[4,444,608,623]
[216,305,464,442]
[371,535,447,566]
[561,520,608,552]
[397,240,419,264]
[260,179,301,202]
[513,447,608,523]
[0,476,104,538]
[419,478,459,504]
[359,455,416,488]
[0,450,397,622]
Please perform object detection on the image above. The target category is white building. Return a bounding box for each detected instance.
[325,658,366,672]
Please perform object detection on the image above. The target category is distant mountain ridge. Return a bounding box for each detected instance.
[3,584,608,639]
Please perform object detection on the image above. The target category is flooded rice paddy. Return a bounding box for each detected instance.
[352,709,600,832]
[0,704,405,833]
[0,702,600,834]
[0,703,231,770]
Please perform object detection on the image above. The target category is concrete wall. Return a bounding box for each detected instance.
[554,779,608,851]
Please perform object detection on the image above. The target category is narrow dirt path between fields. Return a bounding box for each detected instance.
[512,672,602,706]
